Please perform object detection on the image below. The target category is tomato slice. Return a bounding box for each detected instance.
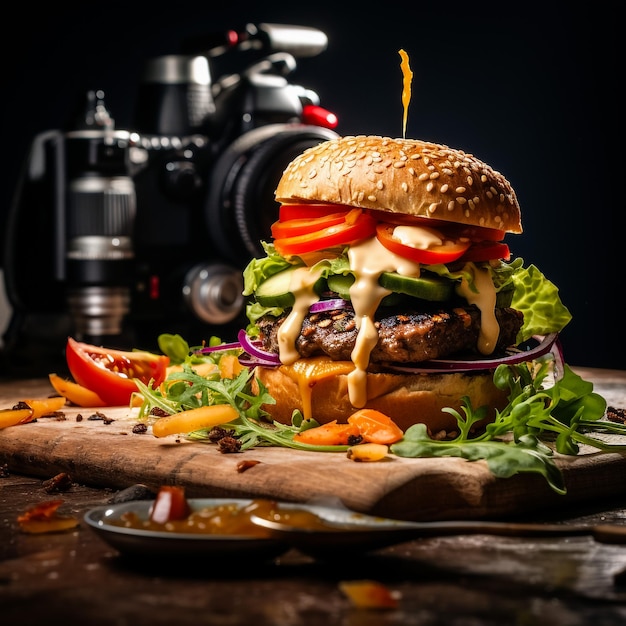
[279,203,351,221]
[65,338,169,406]
[366,210,506,242]
[271,211,348,239]
[274,210,377,256]
[375,223,470,264]
[460,241,511,262]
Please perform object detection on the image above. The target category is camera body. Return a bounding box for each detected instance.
[2,24,338,371]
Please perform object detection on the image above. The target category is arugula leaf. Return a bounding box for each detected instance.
[138,344,352,453]
[140,333,626,495]
[391,356,625,493]
[391,424,566,494]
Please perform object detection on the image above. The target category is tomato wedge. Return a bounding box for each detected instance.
[65,338,169,406]
[149,486,191,524]
[460,241,511,262]
[271,211,348,239]
[274,210,376,256]
[375,223,470,264]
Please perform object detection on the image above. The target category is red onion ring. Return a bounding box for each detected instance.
[237,329,281,366]
[196,340,242,354]
[309,298,351,313]
[385,333,559,374]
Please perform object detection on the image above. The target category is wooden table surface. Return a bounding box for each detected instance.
[1,367,625,625]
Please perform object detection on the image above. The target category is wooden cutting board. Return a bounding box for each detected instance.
[1,367,625,522]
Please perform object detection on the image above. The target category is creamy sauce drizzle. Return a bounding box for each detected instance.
[399,49,413,139]
[275,238,499,410]
[456,262,499,354]
[393,225,443,249]
[277,266,324,364]
[346,237,421,407]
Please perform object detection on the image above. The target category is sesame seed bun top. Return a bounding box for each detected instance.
[275,135,523,234]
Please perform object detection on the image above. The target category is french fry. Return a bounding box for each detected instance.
[152,404,239,438]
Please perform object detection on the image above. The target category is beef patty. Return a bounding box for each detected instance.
[257,305,524,364]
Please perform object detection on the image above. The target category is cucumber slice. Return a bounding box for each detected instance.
[255,268,298,307]
[255,267,326,308]
[379,272,453,301]
[327,272,451,304]
[326,274,353,300]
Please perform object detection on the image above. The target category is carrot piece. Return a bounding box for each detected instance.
[49,373,106,407]
[339,580,399,609]
[293,420,360,446]
[218,354,245,379]
[347,409,404,445]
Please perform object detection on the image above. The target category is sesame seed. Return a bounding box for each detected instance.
[429,172,440,179]
[376,180,384,190]
[401,182,409,192]
[393,161,406,168]
[447,201,455,211]
[428,202,440,213]
[367,194,377,202]
[308,169,317,179]
[418,173,429,181]
[467,176,474,186]
[457,197,467,204]
[426,182,434,192]
[455,186,466,194]
[440,184,449,193]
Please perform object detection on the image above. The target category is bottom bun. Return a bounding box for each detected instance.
[254,365,509,435]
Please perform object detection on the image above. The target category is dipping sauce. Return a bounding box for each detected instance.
[110,498,335,536]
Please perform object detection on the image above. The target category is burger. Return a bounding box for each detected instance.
[240,135,572,433]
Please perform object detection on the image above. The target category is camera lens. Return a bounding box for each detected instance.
[65,174,136,337]
[182,263,244,325]
[205,124,338,265]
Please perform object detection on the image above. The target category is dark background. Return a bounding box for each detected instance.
[0,2,621,370]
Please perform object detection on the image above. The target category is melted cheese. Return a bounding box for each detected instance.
[281,358,355,421]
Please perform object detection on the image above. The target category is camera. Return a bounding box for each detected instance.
[2,23,338,373]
